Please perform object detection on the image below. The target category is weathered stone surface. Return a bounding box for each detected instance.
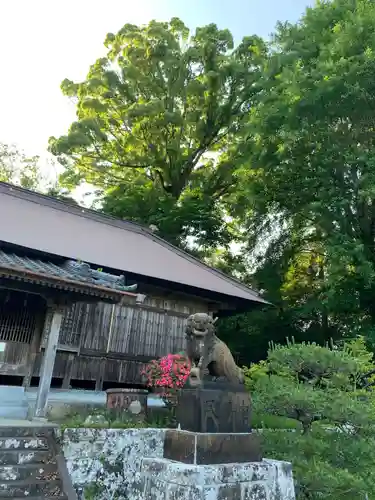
[265,460,296,500]
[163,429,261,465]
[140,457,296,500]
[0,450,54,465]
[213,483,242,499]
[143,477,167,500]
[0,478,63,497]
[0,437,48,450]
[0,427,54,439]
[164,429,196,463]
[242,483,268,500]
[0,463,58,481]
[177,383,252,433]
[196,432,261,465]
[61,427,165,499]
[168,482,202,500]
[60,427,295,499]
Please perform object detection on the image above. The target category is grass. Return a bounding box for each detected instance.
[59,407,170,431]
[60,409,300,431]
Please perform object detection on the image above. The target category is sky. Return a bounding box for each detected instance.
[0,0,313,159]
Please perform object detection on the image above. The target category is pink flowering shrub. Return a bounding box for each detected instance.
[141,353,191,405]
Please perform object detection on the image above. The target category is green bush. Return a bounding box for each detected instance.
[252,412,301,430]
[246,338,375,499]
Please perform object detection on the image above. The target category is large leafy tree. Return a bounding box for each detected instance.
[0,143,42,189]
[233,0,375,347]
[49,18,266,250]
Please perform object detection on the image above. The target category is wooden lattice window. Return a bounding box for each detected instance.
[0,290,41,344]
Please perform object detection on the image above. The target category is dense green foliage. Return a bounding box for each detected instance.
[48,0,375,362]
[5,0,375,361]
[49,19,265,252]
[2,2,375,494]
[247,339,375,499]
[220,0,375,361]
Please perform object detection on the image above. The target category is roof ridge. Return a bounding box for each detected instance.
[0,182,264,302]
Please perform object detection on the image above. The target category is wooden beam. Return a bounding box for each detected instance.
[95,358,106,391]
[79,348,154,363]
[0,362,27,376]
[40,344,79,354]
[62,353,75,389]
[34,304,65,418]
[23,311,45,389]
[117,299,192,318]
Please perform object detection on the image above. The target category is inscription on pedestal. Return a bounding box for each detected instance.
[176,381,251,433]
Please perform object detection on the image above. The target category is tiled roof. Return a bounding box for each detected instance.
[0,182,269,306]
[0,251,138,299]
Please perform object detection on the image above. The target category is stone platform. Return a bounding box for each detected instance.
[139,429,294,499]
[140,457,296,500]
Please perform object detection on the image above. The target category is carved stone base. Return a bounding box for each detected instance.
[140,457,296,500]
[163,429,261,464]
[176,381,251,433]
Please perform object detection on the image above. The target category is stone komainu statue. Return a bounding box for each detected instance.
[184,312,245,386]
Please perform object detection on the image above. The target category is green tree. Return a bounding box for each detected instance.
[0,141,79,206]
[247,339,375,499]
[235,0,375,348]
[0,142,42,189]
[49,18,266,250]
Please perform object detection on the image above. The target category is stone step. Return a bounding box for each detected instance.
[0,427,55,439]
[0,437,49,450]
[0,479,63,497]
[13,497,67,500]
[0,449,55,465]
[0,463,58,481]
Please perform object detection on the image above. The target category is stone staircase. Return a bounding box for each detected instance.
[0,425,77,500]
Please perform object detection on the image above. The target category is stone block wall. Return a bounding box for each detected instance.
[141,457,295,500]
[59,428,295,500]
[59,428,165,499]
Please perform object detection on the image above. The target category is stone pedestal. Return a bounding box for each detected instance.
[140,457,296,500]
[106,388,148,420]
[176,381,251,433]
[164,429,261,464]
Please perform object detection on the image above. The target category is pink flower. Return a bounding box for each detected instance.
[141,353,191,395]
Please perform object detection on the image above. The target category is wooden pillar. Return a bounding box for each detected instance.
[34,303,65,419]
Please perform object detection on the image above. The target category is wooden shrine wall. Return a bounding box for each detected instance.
[32,293,208,388]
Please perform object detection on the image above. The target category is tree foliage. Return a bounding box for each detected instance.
[49,18,266,250]
[0,143,42,190]
[15,0,375,364]
[0,142,79,205]
[227,0,375,351]
[247,339,375,499]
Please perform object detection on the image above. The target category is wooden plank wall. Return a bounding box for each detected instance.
[33,294,208,386]
[0,342,29,376]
